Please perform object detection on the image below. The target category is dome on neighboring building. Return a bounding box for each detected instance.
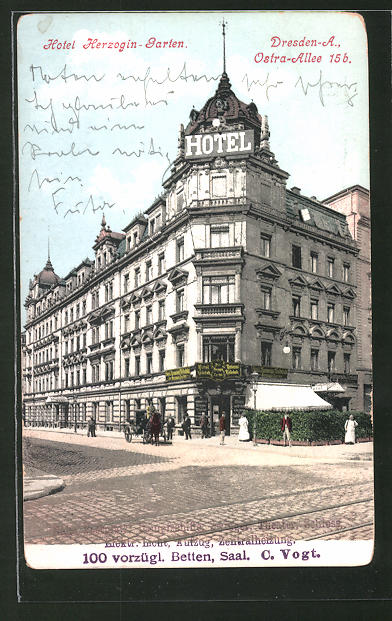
[37,258,60,287]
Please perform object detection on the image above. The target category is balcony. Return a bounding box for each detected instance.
[194,303,245,325]
[188,197,246,209]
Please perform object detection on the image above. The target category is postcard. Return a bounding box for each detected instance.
[18,10,373,569]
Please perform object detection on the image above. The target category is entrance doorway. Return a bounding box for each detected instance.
[210,395,231,436]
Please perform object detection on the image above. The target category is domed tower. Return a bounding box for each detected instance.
[163,23,288,218]
[24,253,61,321]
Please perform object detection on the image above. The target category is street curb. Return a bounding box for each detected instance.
[24,475,64,501]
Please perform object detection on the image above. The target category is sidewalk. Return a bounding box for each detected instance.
[24,473,64,501]
[23,424,373,461]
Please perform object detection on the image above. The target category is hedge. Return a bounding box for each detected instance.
[243,409,372,443]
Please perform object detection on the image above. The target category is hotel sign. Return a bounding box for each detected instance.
[165,367,192,382]
[196,361,241,381]
[185,130,254,159]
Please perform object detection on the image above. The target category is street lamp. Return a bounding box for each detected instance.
[250,371,259,446]
[73,398,77,433]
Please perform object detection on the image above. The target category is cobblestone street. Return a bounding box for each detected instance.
[23,429,374,546]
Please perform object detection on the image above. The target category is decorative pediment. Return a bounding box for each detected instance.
[130,335,142,348]
[288,274,308,288]
[121,336,131,349]
[256,263,282,282]
[309,325,325,339]
[152,280,167,295]
[342,288,356,299]
[153,327,167,341]
[87,310,102,325]
[309,279,325,292]
[342,330,355,344]
[168,267,188,287]
[325,284,342,296]
[141,286,153,301]
[101,304,115,319]
[141,331,153,345]
[292,323,307,336]
[121,295,132,309]
[326,328,340,340]
[130,292,141,306]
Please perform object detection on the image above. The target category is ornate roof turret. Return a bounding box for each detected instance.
[36,256,60,287]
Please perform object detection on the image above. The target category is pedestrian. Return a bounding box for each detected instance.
[166,415,175,441]
[219,412,226,445]
[87,415,96,438]
[238,413,250,441]
[281,413,292,447]
[151,410,161,446]
[200,412,208,438]
[344,414,358,445]
[183,413,192,440]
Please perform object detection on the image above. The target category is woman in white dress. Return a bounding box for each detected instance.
[238,415,250,442]
[344,414,358,444]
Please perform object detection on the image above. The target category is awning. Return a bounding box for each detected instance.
[245,382,332,411]
[313,382,346,393]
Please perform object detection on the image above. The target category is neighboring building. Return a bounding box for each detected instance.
[22,70,361,434]
[323,185,372,413]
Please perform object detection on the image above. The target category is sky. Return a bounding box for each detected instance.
[17,11,369,320]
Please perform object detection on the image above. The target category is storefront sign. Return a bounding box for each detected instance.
[165,367,192,382]
[196,361,241,381]
[252,366,288,379]
[185,130,254,159]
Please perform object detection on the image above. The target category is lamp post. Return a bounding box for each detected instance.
[73,398,77,433]
[250,371,259,446]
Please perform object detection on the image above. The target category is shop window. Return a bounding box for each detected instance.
[203,335,235,363]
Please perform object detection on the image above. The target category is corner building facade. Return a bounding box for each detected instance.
[22,71,360,434]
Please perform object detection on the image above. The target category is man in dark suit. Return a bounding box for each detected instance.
[281,414,292,447]
[183,414,192,440]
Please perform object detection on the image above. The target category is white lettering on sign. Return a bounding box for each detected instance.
[185,130,253,159]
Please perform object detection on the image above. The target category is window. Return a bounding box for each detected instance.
[146,353,153,375]
[134,267,141,288]
[150,219,155,236]
[65,372,69,388]
[133,232,138,246]
[91,363,100,383]
[92,326,100,344]
[82,368,87,385]
[105,281,113,302]
[343,263,350,283]
[82,301,86,316]
[176,344,185,367]
[105,401,114,423]
[93,402,99,419]
[105,320,114,340]
[260,287,271,310]
[311,349,319,371]
[159,349,165,372]
[292,295,301,317]
[202,335,235,363]
[82,333,87,348]
[176,289,184,313]
[76,335,80,350]
[70,308,74,323]
[260,234,271,258]
[310,299,319,320]
[76,370,80,386]
[135,310,140,330]
[327,257,335,278]
[135,356,140,376]
[105,360,114,381]
[123,273,129,292]
[292,347,302,370]
[261,342,272,366]
[211,225,230,248]
[146,260,153,281]
[158,300,165,321]
[327,303,335,323]
[146,305,153,325]
[124,358,130,377]
[176,238,184,263]
[91,291,99,309]
[292,245,302,268]
[64,341,68,355]
[76,304,80,319]
[65,311,68,324]
[202,276,235,304]
[327,351,336,373]
[158,253,165,275]
[311,252,318,273]
[343,306,351,326]
[344,353,351,374]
